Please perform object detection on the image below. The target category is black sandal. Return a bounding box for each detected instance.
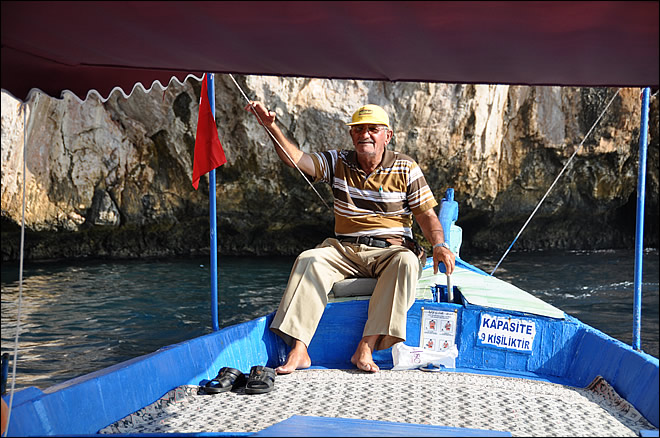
[245,365,276,394]
[203,367,246,394]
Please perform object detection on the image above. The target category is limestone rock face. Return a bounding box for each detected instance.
[1,76,658,261]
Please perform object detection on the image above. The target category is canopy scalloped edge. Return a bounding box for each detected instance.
[1,73,205,105]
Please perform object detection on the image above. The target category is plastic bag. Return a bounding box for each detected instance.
[391,342,458,370]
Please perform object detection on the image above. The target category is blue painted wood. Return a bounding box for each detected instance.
[61,433,251,437]
[566,326,659,427]
[438,188,458,251]
[456,306,581,377]
[2,386,41,407]
[4,314,286,436]
[252,415,511,437]
[307,300,463,369]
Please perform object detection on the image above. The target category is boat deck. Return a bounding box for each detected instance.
[99,369,656,436]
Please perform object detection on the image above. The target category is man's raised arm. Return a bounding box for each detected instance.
[245,101,315,176]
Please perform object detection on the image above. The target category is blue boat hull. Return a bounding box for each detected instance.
[4,272,658,436]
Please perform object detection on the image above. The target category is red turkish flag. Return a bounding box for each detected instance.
[192,74,227,190]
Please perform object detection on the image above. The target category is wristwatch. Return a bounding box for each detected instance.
[433,242,451,250]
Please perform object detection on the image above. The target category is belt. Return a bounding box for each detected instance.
[337,235,401,248]
[337,235,425,260]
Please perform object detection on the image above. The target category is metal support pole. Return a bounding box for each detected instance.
[207,73,220,332]
[446,274,453,303]
[632,87,649,351]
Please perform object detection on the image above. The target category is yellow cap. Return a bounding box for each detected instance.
[346,104,390,128]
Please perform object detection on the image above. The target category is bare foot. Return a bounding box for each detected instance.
[350,335,380,373]
[276,340,311,374]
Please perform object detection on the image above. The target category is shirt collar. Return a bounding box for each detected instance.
[344,149,396,172]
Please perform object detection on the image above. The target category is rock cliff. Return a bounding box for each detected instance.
[1,76,658,261]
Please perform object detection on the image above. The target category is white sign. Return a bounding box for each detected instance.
[477,313,536,354]
[420,308,457,352]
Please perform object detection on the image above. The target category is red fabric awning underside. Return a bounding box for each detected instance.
[2,1,658,102]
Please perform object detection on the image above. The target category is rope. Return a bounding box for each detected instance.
[227,74,332,211]
[3,96,35,437]
[490,88,621,276]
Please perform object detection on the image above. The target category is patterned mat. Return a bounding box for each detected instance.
[100,370,657,437]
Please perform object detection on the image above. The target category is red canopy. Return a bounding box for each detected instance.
[2,1,658,102]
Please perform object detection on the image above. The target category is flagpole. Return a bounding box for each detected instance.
[632,87,649,351]
[207,73,220,332]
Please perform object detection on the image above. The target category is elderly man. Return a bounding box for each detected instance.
[245,102,455,374]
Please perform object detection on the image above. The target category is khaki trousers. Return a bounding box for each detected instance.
[270,238,421,351]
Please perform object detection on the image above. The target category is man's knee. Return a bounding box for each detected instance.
[393,249,420,269]
[390,249,422,279]
[297,248,326,264]
[296,247,340,270]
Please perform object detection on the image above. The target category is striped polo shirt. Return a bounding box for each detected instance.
[310,149,437,239]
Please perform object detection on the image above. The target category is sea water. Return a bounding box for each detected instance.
[1,249,658,391]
